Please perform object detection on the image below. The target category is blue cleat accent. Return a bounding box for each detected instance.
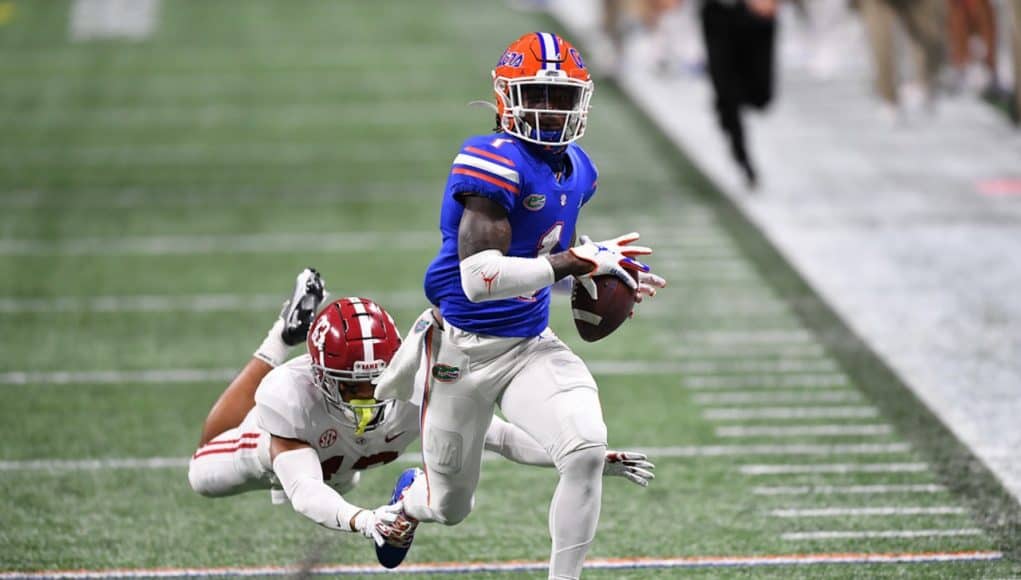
[374,468,421,569]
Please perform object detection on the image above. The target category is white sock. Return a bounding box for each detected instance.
[548,446,605,580]
[253,319,289,368]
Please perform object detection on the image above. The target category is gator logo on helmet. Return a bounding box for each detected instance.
[497,50,524,68]
[431,364,461,382]
[568,47,586,69]
[524,193,546,211]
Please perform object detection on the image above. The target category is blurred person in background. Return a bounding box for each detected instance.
[947,0,1001,97]
[700,0,779,188]
[1012,0,1021,122]
[859,0,946,121]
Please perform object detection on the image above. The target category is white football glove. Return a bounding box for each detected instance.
[569,232,652,300]
[635,271,667,304]
[603,451,656,487]
[351,501,403,545]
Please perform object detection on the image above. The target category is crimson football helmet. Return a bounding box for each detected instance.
[492,32,593,146]
[307,297,401,434]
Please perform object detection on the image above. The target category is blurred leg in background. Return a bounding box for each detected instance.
[948,0,999,93]
[700,0,777,188]
[1012,0,1021,122]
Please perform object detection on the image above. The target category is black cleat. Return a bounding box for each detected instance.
[279,268,325,346]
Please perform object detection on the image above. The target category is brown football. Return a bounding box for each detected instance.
[571,270,639,342]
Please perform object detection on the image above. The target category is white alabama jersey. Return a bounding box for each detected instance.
[253,354,421,488]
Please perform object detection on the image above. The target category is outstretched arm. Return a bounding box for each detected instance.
[270,436,398,540]
[483,416,656,487]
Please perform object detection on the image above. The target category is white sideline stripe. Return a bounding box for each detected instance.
[683,374,850,389]
[675,329,815,345]
[753,484,947,496]
[0,445,914,472]
[669,344,827,359]
[1,361,737,385]
[741,463,929,475]
[717,425,893,438]
[452,153,519,183]
[0,551,1002,578]
[782,529,985,541]
[0,291,426,314]
[693,391,862,405]
[771,506,967,518]
[0,231,436,256]
[591,359,839,375]
[705,406,879,420]
[0,369,237,386]
[70,0,160,41]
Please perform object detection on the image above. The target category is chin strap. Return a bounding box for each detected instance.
[349,399,378,435]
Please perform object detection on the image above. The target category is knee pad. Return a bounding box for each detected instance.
[547,392,607,466]
[556,444,606,479]
[430,489,475,525]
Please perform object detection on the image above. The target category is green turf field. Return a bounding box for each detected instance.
[1,1,1018,578]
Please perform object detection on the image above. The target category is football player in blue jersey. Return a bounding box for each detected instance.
[372,32,667,577]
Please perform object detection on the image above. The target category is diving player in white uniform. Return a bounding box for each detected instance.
[188,269,655,551]
[371,33,667,578]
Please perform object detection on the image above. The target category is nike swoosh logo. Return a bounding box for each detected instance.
[384,431,405,443]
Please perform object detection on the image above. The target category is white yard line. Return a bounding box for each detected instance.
[704,406,879,420]
[693,391,862,405]
[782,529,985,541]
[0,550,1002,578]
[674,329,816,345]
[0,445,913,472]
[0,231,436,256]
[740,463,929,475]
[683,374,850,389]
[70,0,160,41]
[0,361,779,385]
[669,344,827,359]
[753,484,947,496]
[717,425,893,438]
[0,291,426,314]
[771,506,967,517]
[0,369,236,386]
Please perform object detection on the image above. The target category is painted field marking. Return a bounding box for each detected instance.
[70,0,160,41]
[771,506,967,518]
[782,530,985,541]
[0,550,1002,578]
[704,406,879,420]
[0,369,237,386]
[0,231,436,256]
[0,444,916,472]
[0,360,797,386]
[0,291,425,314]
[669,344,827,359]
[693,391,861,405]
[683,373,851,389]
[740,463,929,475]
[674,329,815,344]
[753,484,946,496]
[718,425,893,438]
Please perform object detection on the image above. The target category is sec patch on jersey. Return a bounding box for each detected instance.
[571,271,638,342]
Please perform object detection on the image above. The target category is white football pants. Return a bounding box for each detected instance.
[187,412,275,498]
[188,411,361,501]
[400,316,608,580]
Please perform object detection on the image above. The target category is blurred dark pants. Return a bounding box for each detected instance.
[700,0,776,179]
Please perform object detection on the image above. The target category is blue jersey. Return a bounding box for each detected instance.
[423,133,599,337]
